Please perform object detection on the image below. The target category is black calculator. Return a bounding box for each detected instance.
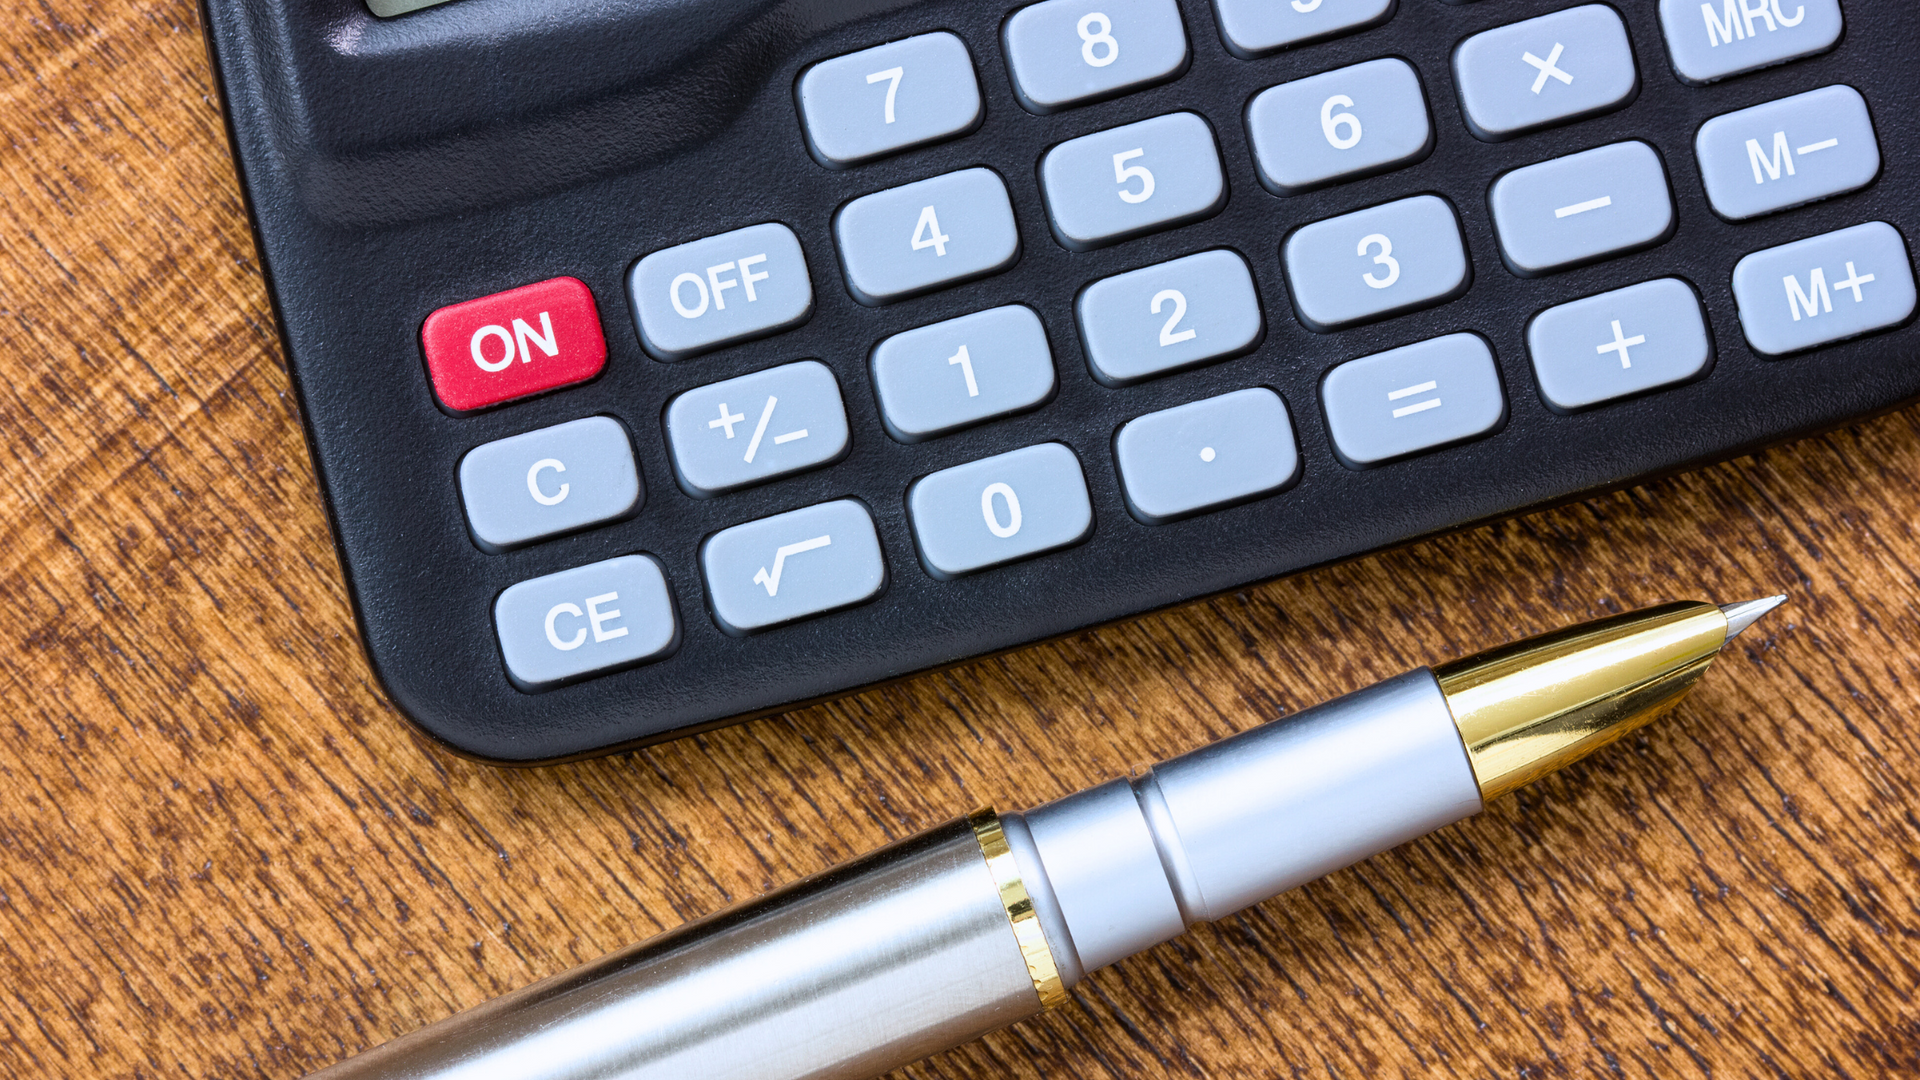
[202,0,1918,763]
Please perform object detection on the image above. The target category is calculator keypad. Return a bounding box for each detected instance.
[1003,0,1190,113]
[1114,388,1298,523]
[1284,195,1470,331]
[1528,279,1713,412]
[1077,249,1262,385]
[1489,141,1675,277]
[1732,222,1918,356]
[1696,85,1880,222]
[797,32,983,167]
[459,417,642,552]
[1322,334,1506,468]
[663,361,851,497]
[1039,112,1226,250]
[1453,5,1638,142]
[1246,58,1431,196]
[702,500,887,634]
[1658,0,1843,85]
[396,0,1912,714]
[836,168,1021,304]
[629,223,813,360]
[908,443,1094,578]
[872,306,1057,441]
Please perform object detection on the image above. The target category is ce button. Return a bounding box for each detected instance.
[459,416,642,552]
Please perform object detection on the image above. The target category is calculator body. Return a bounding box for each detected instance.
[202,0,1920,763]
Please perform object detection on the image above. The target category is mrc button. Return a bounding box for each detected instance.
[422,277,607,413]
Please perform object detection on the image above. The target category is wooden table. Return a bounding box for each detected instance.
[5,4,1917,1077]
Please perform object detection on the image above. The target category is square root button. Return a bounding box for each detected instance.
[1322,334,1505,468]
[702,500,886,635]
[1528,279,1712,412]
[494,555,678,690]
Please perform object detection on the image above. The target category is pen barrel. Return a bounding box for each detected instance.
[306,818,1044,1080]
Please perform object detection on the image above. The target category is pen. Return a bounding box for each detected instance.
[307,596,1784,1080]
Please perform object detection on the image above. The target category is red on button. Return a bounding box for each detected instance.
[422,277,607,413]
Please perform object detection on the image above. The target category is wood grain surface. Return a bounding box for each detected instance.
[4,3,1918,1078]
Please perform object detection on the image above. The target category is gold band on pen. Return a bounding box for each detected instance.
[968,807,1069,1010]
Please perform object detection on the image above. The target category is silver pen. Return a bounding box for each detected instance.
[307,596,1784,1080]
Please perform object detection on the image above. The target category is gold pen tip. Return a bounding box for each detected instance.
[1719,595,1788,642]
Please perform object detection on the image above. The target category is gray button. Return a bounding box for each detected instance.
[1490,141,1674,277]
[1322,333,1504,467]
[908,443,1093,578]
[664,361,850,496]
[1732,221,1917,357]
[1003,0,1189,113]
[495,555,678,689]
[702,500,886,634]
[1658,0,1842,84]
[1039,112,1225,251]
[1114,388,1298,523]
[1077,249,1262,385]
[835,168,1020,305]
[1454,5,1637,141]
[1212,0,1394,57]
[1528,279,1712,411]
[1696,85,1879,222]
[1283,195,1469,332]
[872,306,1056,442]
[1247,58,1431,196]
[459,417,642,553]
[797,33,982,167]
[629,223,813,360]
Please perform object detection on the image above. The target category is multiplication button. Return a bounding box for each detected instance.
[1732,222,1917,357]
[1696,86,1880,222]
[1453,5,1637,141]
[908,444,1093,578]
[494,556,678,690]
[1114,389,1299,524]
[1321,334,1505,468]
[459,416,642,552]
[664,361,850,496]
[1528,279,1712,412]
[701,500,886,635]
[1489,141,1674,276]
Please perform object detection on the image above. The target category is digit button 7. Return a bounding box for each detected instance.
[797,33,983,168]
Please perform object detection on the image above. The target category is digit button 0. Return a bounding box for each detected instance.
[908,444,1094,578]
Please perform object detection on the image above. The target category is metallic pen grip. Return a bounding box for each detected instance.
[307,818,1046,1080]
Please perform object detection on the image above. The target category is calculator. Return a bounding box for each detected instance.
[202,0,1918,763]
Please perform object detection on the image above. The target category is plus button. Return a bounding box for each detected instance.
[1596,319,1646,369]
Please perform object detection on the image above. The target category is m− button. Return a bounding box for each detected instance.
[459,416,643,552]
[494,555,679,690]
[422,277,608,413]
[1695,86,1880,222]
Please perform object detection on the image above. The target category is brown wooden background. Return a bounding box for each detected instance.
[4,2,1918,1077]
